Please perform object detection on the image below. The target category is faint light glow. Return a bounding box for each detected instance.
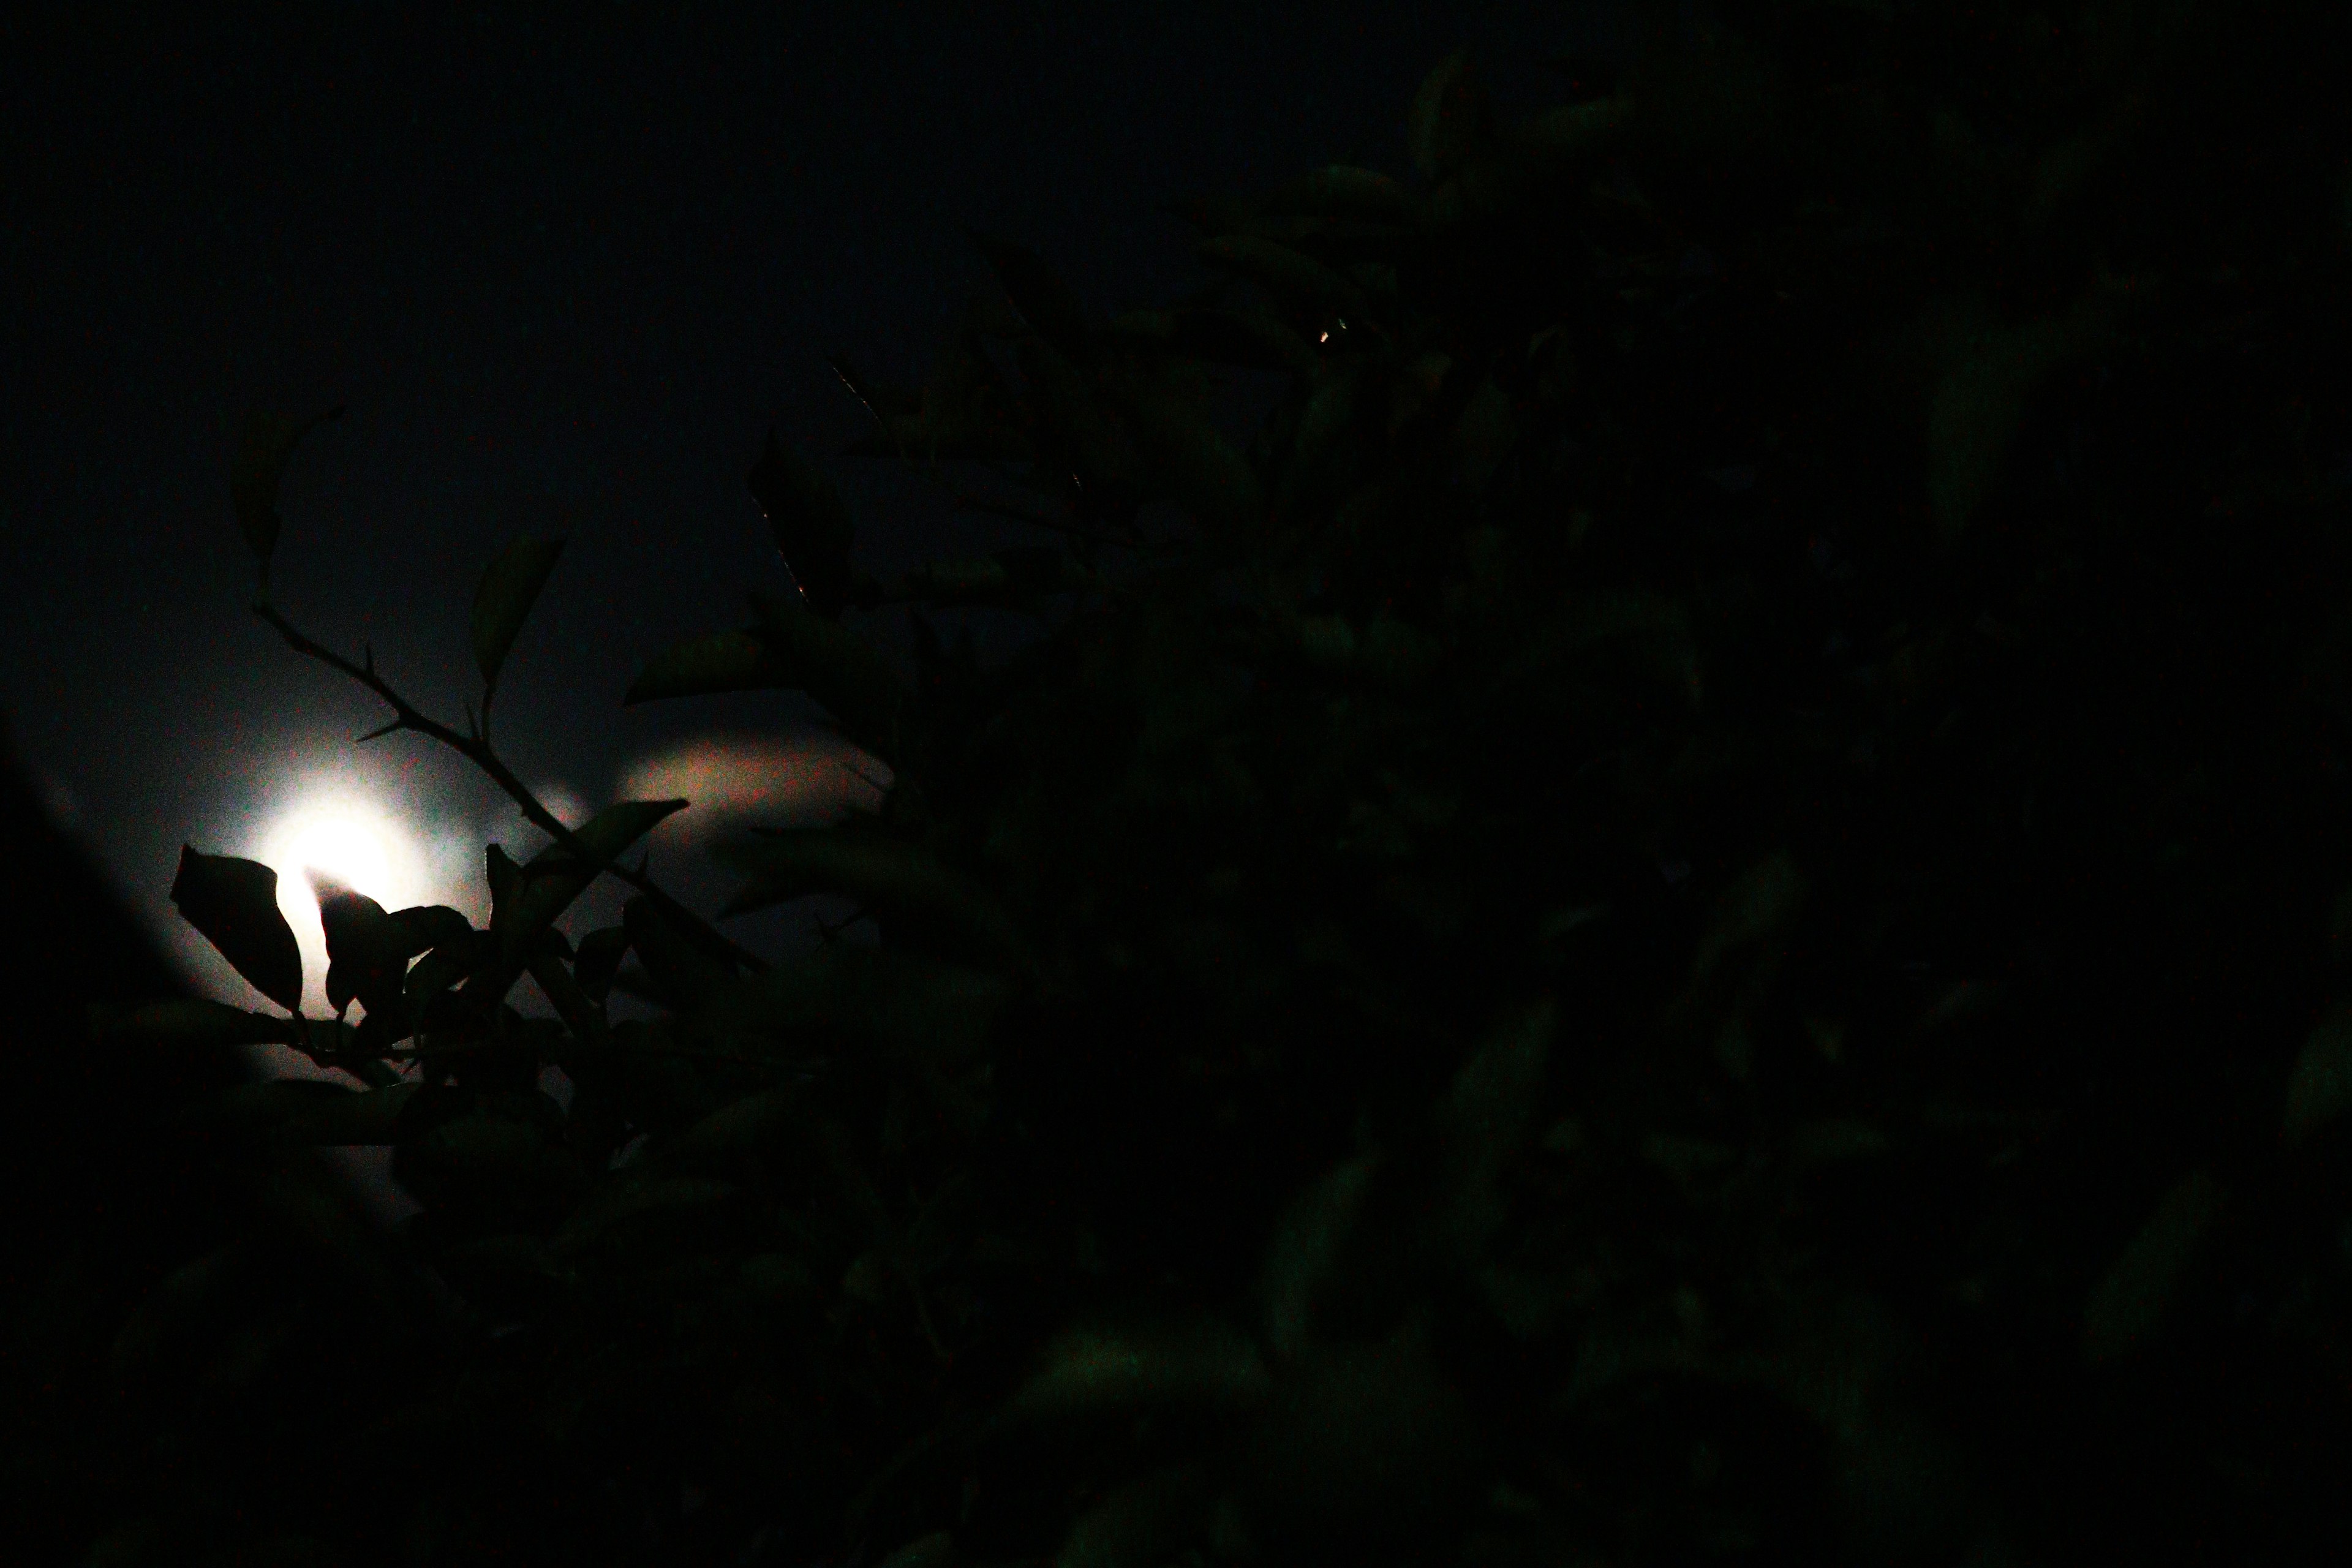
[618,731,889,845]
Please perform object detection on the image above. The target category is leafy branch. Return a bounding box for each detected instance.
[247,573,766,979]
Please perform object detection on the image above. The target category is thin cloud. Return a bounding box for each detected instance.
[617,731,890,843]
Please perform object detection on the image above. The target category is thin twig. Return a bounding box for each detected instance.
[254,603,769,974]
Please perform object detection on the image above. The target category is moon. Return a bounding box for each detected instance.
[256,794,430,1016]
[282,813,394,900]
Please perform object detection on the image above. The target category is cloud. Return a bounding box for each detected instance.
[616,730,890,845]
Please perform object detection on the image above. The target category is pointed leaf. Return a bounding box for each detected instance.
[1271,367,1367,524]
[403,943,478,1024]
[1513,97,1634,165]
[229,405,344,569]
[668,1087,810,1178]
[965,227,1099,374]
[472,537,566,691]
[111,1243,243,1381]
[910,318,1033,463]
[549,1172,735,1259]
[749,427,858,619]
[1690,852,1807,981]
[900,548,1096,608]
[1919,285,2133,543]
[170,846,304,1013]
[904,556,1012,605]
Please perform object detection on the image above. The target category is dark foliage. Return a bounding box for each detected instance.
[23,3,2352,1563]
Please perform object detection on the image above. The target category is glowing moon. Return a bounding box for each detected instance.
[281,813,394,900]
[254,794,431,1015]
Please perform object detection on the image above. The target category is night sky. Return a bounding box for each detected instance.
[3,1,1640,1020]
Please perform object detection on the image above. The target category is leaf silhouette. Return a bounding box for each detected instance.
[170,846,303,1013]
[228,404,344,573]
[472,537,566,693]
[311,874,411,1022]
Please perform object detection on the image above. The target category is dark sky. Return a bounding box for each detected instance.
[2,0,1642,1008]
